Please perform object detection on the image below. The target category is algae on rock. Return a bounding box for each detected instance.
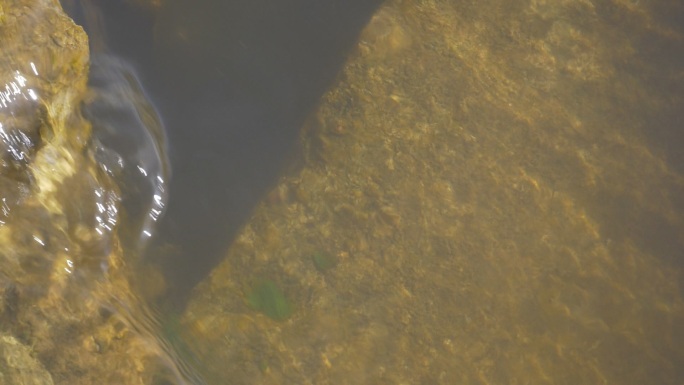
[247,280,293,321]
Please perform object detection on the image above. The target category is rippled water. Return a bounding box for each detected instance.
[0,2,193,382]
[0,67,39,225]
[85,55,169,250]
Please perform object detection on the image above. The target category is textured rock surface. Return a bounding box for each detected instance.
[181,0,684,384]
[0,0,89,225]
[0,1,186,384]
[0,335,53,385]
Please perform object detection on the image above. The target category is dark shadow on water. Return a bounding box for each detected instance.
[64,0,383,309]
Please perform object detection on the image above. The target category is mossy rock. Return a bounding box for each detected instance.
[312,252,337,272]
[247,280,292,321]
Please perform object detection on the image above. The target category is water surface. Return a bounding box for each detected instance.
[18,0,684,383]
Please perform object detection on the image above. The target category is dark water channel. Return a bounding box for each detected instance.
[63,0,383,306]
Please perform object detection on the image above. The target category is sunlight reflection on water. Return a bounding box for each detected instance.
[85,55,170,249]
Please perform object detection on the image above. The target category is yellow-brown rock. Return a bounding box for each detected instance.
[182,0,684,384]
[1,1,189,384]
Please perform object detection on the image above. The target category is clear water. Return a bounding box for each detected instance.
[64,0,384,303]
[2,0,684,384]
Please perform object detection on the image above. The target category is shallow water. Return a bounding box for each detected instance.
[3,0,684,384]
[84,55,169,251]
[64,0,384,303]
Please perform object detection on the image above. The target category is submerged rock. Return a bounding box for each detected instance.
[1,0,89,226]
[0,334,54,385]
[0,1,190,384]
[181,0,684,383]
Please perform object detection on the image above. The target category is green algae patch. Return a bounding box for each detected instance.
[247,280,292,321]
[312,252,337,272]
